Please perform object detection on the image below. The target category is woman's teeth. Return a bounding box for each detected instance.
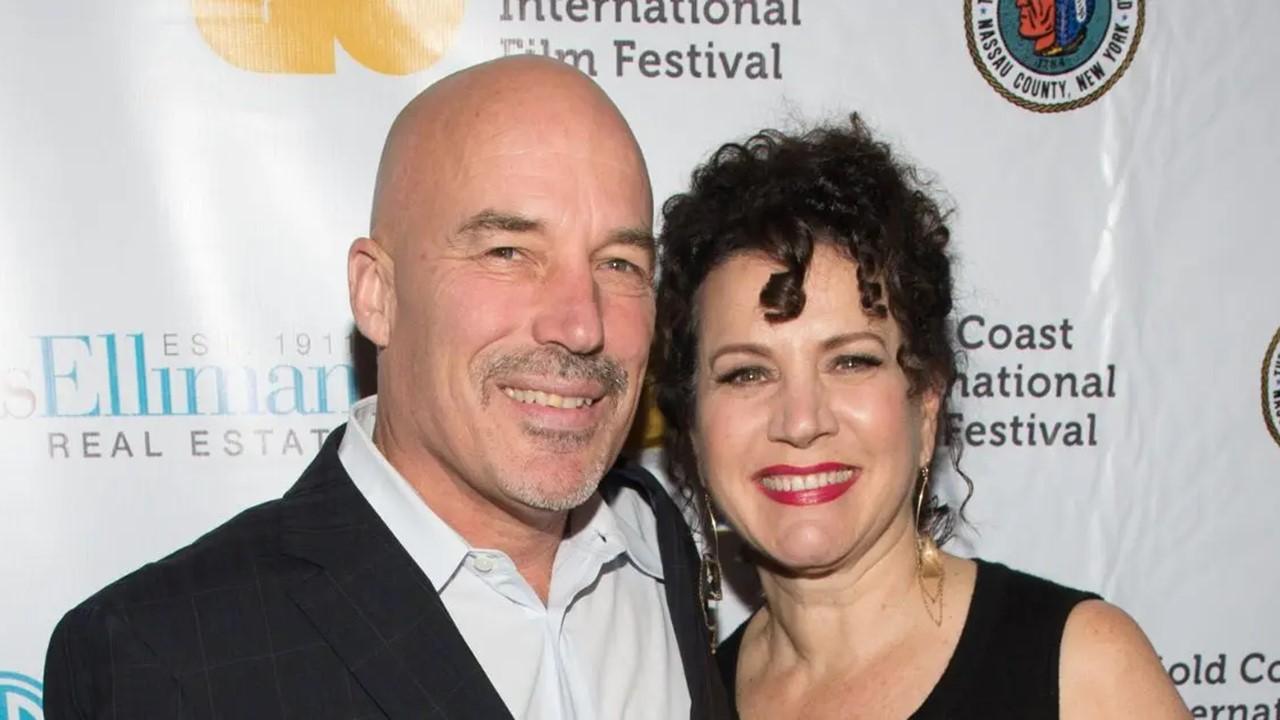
[502,387,596,409]
[759,469,854,492]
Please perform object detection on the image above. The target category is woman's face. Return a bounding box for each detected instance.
[693,244,939,574]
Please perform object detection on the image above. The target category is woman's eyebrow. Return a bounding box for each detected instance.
[708,342,770,365]
[822,331,887,352]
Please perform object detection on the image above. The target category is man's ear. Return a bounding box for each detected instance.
[348,237,394,348]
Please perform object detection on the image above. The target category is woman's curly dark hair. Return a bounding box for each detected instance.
[654,114,969,544]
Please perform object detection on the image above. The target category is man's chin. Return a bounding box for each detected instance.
[491,480,595,519]
[497,453,609,514]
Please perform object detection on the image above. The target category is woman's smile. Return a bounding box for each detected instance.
[754,463,859,505]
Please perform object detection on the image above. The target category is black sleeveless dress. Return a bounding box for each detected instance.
[716,559,1100,719]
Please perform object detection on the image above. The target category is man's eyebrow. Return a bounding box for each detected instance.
[455,209,543,237]
[451,211,653,255]
[608,227,656,253]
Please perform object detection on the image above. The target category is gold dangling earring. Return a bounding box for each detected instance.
[698,486,724,651]
[915,465,945,627]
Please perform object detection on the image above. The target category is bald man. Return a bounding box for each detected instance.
[43,58,727,720]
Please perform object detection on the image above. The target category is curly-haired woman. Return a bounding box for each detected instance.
[654,116,1187,719]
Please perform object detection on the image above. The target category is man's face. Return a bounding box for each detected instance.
[380,115,655,521]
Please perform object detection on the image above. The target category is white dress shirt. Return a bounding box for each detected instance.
[338,396,690,719]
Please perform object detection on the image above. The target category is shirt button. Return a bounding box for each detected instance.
[472,555,494,573]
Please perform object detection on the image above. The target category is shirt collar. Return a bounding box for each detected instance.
[338,395,470,591]
[572,481,665,581]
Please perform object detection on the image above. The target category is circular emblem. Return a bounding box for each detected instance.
[0,672,42,720]
[965,0,1145,113]
[1263,327,1280,449]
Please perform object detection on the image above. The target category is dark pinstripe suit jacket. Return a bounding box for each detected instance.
[43,426,730,719]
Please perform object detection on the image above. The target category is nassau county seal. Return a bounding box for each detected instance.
[1263,327,1280,449]
[965,0,1144,113]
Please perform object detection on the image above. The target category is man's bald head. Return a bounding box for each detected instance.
[369,56,652,251]
[346,56,657,537]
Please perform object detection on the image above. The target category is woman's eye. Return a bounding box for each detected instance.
[714,366,769,385]
[832,354,883,371]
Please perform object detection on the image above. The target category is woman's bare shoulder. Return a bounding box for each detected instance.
[1059,599,1191,719]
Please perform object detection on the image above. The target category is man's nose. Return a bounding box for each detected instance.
[531,261,605,355]
[767,374,838,448]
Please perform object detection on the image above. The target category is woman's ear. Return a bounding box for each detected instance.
[917,383,943,467]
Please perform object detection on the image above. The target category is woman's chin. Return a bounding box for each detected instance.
[759,524,853,575]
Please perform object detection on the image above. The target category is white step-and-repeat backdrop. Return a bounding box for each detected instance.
[3,2,1278,716]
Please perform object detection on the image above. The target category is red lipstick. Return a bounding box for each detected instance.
[753,463,857,506]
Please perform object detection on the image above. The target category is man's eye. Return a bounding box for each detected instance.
[832,354,883,371]
[601,257,644,275]
[714,366,769,385]
[485,247,519,261]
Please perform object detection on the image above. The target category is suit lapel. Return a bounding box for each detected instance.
[278,428,513,720]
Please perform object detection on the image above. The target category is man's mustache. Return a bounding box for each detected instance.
[479,347,629,399]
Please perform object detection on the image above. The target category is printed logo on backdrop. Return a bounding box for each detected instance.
[1161,652,1280,717]
[193,0,466,74]
[964,0,1144,112]
[0,672,42,720]
[1264,326,1280,449]
[944,315,1121,450]
[497,0,802,80]
[1,332,359,461]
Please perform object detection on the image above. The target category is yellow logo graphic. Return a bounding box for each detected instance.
[194,0,466,75]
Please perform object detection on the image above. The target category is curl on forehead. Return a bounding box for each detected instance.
[368,56,651,253]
